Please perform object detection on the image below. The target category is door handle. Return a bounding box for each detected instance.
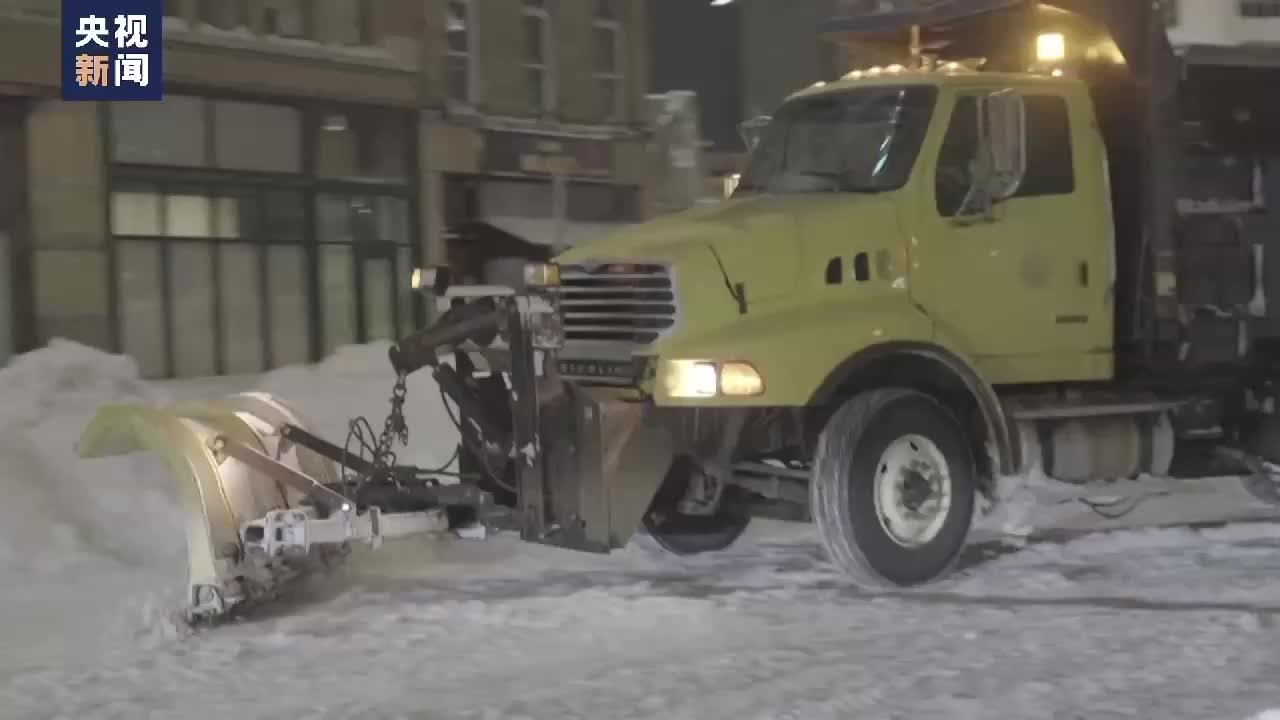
[1078,261,1089,288]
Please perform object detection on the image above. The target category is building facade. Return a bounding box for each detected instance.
[1166,0,1280,53]
[649,0,871,196]
[0,0,651,378]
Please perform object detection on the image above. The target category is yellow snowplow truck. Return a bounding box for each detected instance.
[80,0,1280,621]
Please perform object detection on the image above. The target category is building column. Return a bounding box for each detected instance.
[419,116,483,321]
[0,97,29,361]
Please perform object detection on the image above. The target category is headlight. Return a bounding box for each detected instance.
[410,266,449,292]
[523,262,561,288]
[664,360,764,398]
[719,362,765,396]
[665,360,719,398]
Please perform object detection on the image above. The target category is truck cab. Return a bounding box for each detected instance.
[555,68,1116,405]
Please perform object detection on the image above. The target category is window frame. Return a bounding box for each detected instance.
[522,0,556,115]
[1240,0,1280,18]
[314,104,413,184]
[445,0,479,106]
[933,90,1077,218]
[106,179,309,377]
[737,85,939,197]
[592,0,625,120]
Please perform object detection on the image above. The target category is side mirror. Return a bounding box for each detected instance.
[982,89,1027,201]
[738,115,772,153]
[956,89,1027,221]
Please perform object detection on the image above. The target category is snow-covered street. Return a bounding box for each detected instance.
[4,342,1280,719]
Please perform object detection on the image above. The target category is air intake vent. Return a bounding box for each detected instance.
[557,263,677,346]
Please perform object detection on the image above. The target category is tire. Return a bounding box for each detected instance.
[632,456,752,560]
[811,388,977,589]
[1243,415,1280,506]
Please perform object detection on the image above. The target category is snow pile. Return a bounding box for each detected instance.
[0,340,179,578]
[0,340,462,675]
[0,341,194,672]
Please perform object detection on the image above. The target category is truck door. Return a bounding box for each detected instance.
[908,88,1111,384]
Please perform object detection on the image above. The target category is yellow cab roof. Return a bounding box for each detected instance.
[785,67,1081,103]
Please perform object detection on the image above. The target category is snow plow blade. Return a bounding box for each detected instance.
[76,392,451,621]
[70,285,682,622]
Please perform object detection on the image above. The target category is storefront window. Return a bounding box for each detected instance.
[164,194,213,237]
[214,196,244,239]
[316,109,407,181]
[219,244,264,374]
[116,241,166,378]
[318,194,355,243]
[266,245,310,367]
[213,100,302,174]
[319,193,409,243]
[170,243,216,378]
[321,245,357,354]
[396,246,416,337]
[111,191,162,236]
[111,95,207,167]
[103,99,415,378]
[362,258,396,342]
[263,190,305,240]
[374,196,410,244]
[568,183,640,222]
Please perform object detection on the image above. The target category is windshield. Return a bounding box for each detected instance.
[736,85,938,196]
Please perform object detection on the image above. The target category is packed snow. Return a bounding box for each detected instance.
[3,340,1280,719]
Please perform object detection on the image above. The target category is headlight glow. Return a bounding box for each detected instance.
[410,267,439,291]
[664,360,765,398]
[665,360,719,398]
[719,362,765,397]
[523,262,562,288]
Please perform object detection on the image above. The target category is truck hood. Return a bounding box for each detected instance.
[557,193,890,304]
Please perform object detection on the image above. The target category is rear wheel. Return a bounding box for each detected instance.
[812,388,977,588]
[1243,415,1280,506]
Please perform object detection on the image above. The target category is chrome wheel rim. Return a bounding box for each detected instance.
[873,434,953,548]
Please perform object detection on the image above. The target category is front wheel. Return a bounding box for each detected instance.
[812,388,977,589]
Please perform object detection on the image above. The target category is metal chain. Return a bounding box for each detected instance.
[375,371,410,473]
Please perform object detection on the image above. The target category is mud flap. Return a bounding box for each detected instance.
[527,383,675,553]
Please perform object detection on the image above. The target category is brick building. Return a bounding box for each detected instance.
[0,0,651,378]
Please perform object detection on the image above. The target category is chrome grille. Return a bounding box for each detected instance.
[556,262,677,346]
